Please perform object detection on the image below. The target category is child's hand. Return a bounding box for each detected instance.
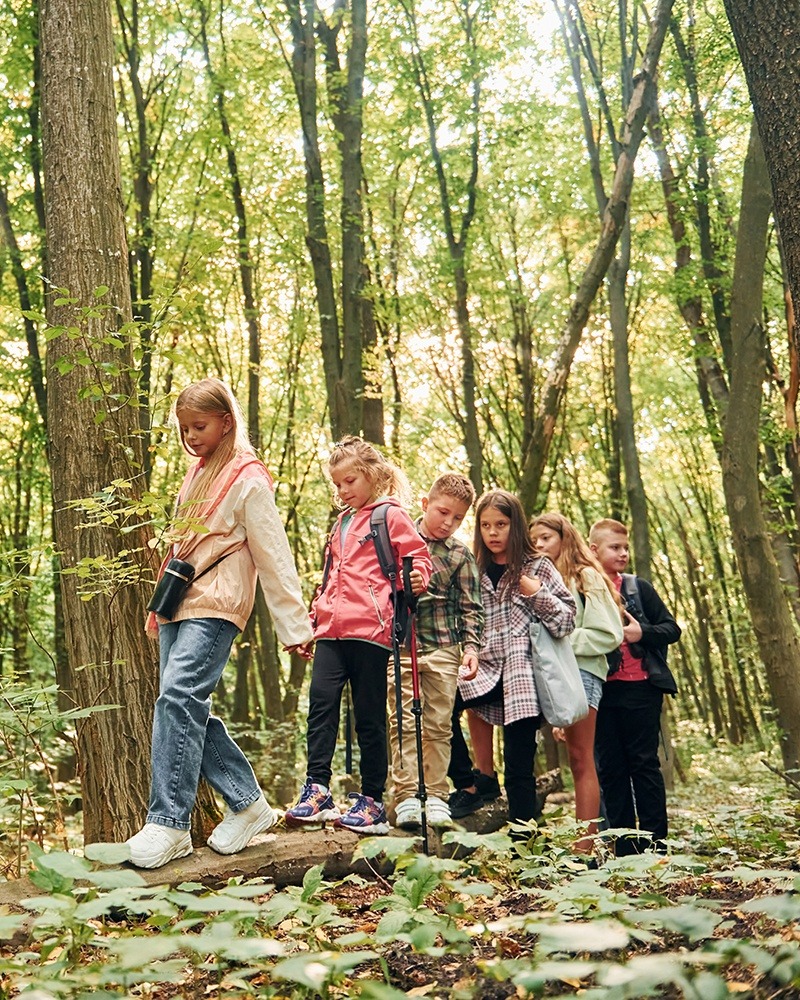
[409,568,427,596]
[284,640,314,659]
[622,614,643,643]
[519,574,542,597]
[459,652,479,680]
[551,726,566,743]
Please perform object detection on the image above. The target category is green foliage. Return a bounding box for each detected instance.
[2,750,799,998]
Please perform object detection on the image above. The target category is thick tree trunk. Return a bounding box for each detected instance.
[721,122,800,782]
[41,0,159,841]
[723,0,800,333]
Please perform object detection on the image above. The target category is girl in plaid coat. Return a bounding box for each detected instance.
[453,490,576,824]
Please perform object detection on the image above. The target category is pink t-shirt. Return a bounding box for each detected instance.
[607,574,648,683]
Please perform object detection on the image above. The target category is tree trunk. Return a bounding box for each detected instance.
[721,122,800,782]
[518,0,675,505]
[397,0,483,491]
[41,0,159,842]
[723,0,800,337]
[609,221,652,578]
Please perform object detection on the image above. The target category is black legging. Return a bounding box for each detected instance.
[305,638,390,801]
[449,688,541,823]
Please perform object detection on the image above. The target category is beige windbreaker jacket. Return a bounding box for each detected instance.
[150,456,313,645]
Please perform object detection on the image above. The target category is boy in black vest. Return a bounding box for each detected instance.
[589,518,681,855]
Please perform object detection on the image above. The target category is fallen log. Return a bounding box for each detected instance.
[0,769,563,914]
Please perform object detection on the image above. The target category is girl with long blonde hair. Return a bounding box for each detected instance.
[530,511,624,854]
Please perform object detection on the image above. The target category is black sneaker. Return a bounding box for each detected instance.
[448,787,484,820]
[473,769,501,802]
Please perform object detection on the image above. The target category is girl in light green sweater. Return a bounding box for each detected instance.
[530,513,624,854]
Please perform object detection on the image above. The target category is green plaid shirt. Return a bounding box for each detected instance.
[414,519,484,655]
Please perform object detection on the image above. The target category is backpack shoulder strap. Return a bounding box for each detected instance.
[620,573,643,615]
[369,503,397,582]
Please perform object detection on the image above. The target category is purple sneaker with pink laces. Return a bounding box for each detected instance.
[334,793,390,835]
[285,781,341,828]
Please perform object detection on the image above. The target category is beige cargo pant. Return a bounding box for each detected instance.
[387,643,461,803]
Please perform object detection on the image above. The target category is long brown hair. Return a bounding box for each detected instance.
[327,436,411,508]
[473,489,536,588]
[530,511,622,610]
[174,378,252,505]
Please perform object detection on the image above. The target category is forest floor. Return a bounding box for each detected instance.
[1,726,799,998]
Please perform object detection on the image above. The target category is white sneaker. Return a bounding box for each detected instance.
[207,794,278,855]
[126,823,192,869]
[426,795,453,828]
[394,797,422,830]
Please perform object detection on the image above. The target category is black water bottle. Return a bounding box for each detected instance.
[146,558,196,620]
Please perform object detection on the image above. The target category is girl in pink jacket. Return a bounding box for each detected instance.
[286,436,432,834]
[126,378,313,869]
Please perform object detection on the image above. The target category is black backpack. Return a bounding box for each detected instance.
[319,503,410,638]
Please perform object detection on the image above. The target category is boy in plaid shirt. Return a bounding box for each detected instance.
[388,473,484,829]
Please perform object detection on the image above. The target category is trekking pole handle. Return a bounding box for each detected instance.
[402,557,418,613]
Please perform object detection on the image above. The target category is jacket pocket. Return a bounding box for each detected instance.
[368,584,386,632]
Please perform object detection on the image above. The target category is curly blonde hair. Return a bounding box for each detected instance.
[327,436,411,508]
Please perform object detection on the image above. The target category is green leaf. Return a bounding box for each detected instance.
[84,867,148,890]
[301,863,324,902]
[741,894,800,921]
[357,983,410,999]
[537,918,630,953]
[509,958,598,990]
[376,909,410,940]
[36,850,93,879]
[442,828,513,852]
[409,921,438,951]
[93,285,110,298]
[352,835,417,861]
[631,903,723,942]
[84,841,132,865]
[271,950,377,990]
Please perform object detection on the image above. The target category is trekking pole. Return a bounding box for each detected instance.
[403,558,429,855]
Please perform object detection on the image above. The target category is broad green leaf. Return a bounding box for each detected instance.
[628,903,723,941]
[301,863,324,902]
[537,918,630,953]
[442,829,513,852]
[35,850,92,879]
[740,894,800,921]
[376,909,410,940]
[83,842,132,865]
[271,950,377,989]
[409,921,438,950]
[352,835,417,861]
[509,958,598,989]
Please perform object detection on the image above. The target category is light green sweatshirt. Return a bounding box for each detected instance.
[568,566,625,681]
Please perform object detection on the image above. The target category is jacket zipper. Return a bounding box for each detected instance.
[368,584,385,628]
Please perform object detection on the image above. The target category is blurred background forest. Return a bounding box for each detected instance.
[1,0,798,856]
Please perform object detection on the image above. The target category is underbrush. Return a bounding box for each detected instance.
[0,731,798,998]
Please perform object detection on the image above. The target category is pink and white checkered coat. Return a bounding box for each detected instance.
[458,556,576,726]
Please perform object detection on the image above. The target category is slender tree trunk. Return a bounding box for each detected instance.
[397,0,483,490]
[116,0,156,478]
[609,222,652,578]
[41,0,159,841]
[721,122,800,782]
[518,0,675,505]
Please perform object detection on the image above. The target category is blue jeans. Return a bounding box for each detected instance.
[147,618,261,830]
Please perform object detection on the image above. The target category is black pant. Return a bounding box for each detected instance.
[449,689,541,823]
[306,639,390,801]
[595,680,666,855]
